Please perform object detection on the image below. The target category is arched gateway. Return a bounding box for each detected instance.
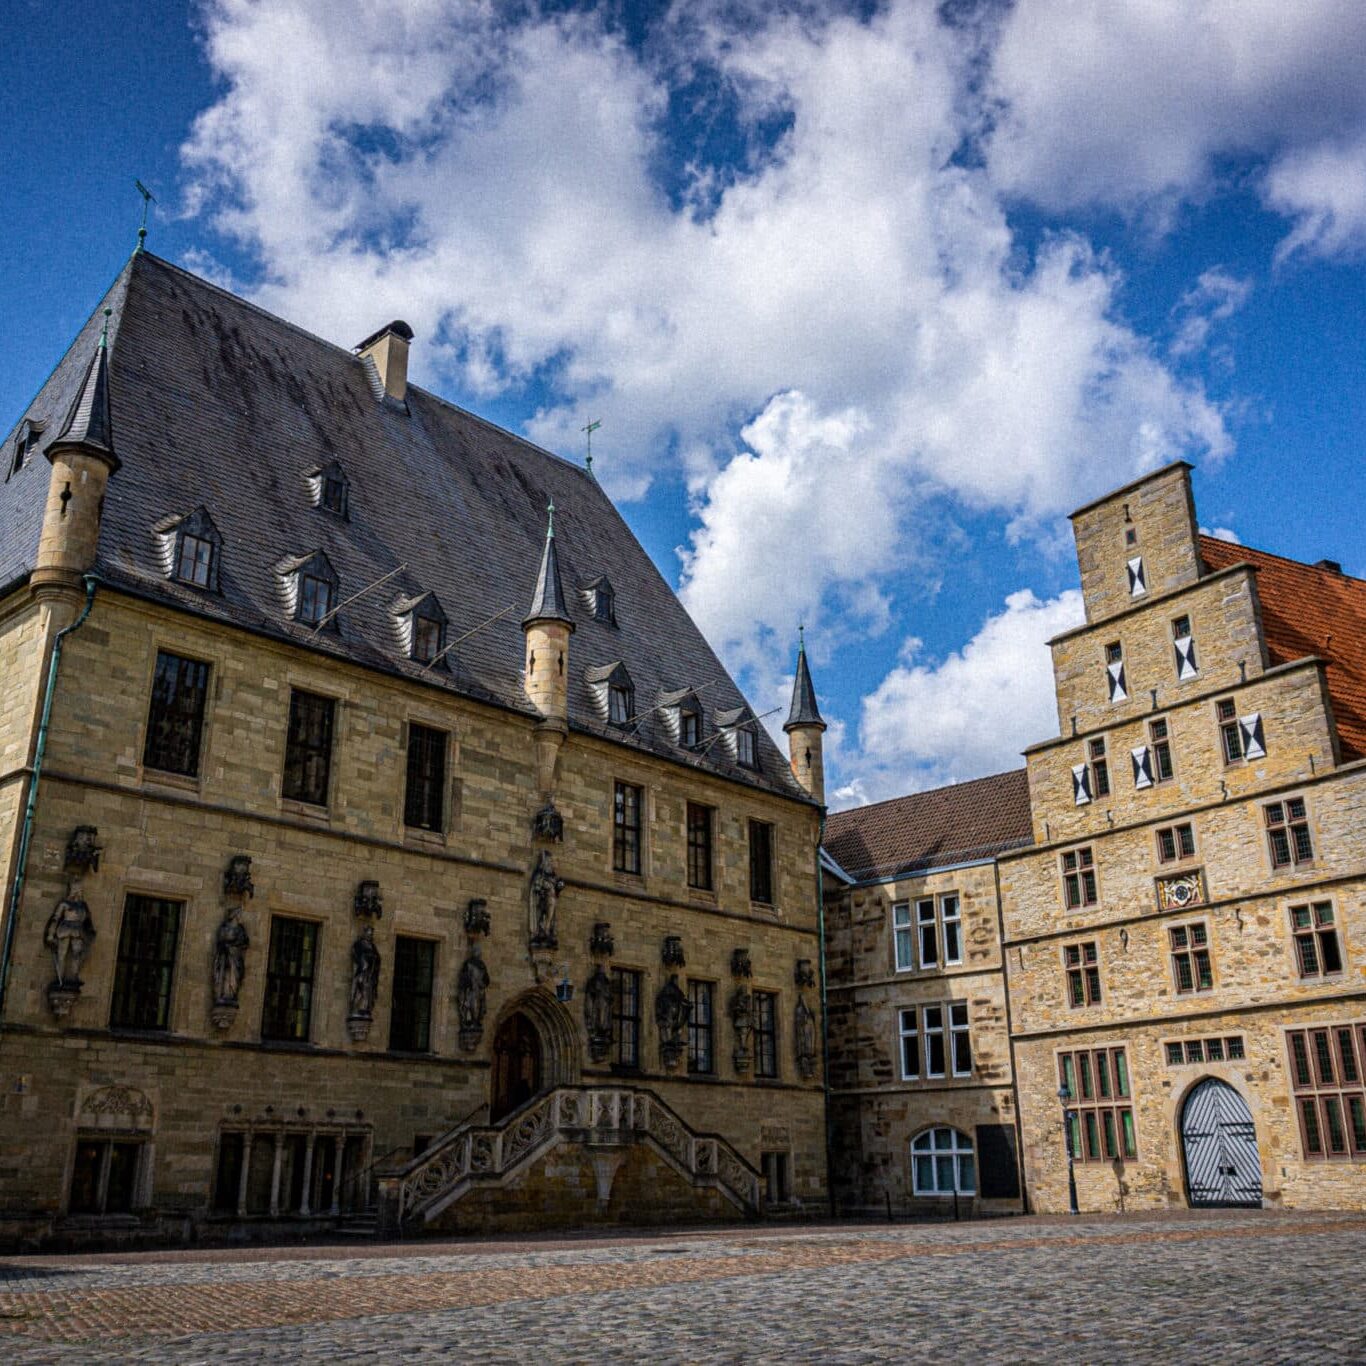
[488,990,582,1123]
[1181,1078,1263,1208]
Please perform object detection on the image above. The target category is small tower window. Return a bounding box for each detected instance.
[9,420,42,476]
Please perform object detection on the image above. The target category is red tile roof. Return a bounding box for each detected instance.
[824,769,1033,883]
[1200,536,1366,761]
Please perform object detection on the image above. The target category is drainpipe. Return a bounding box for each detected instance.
[816,812,835,1218]
[0,574,99,1017]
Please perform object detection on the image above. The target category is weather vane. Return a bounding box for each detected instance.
[134,179,157,252]
[581,418,602,474]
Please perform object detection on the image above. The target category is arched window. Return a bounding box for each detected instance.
[911,1126,975,1196]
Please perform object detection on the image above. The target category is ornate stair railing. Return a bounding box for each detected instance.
[376,1085,762,1232]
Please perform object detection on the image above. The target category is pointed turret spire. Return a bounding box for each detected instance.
[784,626,826,733]
[49,310,120,472]
[523,498,574,628]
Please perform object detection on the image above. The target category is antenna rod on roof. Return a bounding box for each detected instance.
[621,675,726,728]
[696,706,782,756]
[134,180,157,253]
[310,562,408,633]
[581,418,601,475]
[420,603,517,673]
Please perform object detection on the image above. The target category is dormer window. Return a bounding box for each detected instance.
[277,550,339,629]
[717,707,762,771]
[680,707,701,749]
[736,726,757,769]
[586,662,636,729]
[9,420,41,476]
[392,591,448,666]
[154,507,223,593]
[581,576,618,627]
[307,460,350,519]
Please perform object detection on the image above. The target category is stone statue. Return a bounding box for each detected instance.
[655,973,690,1069]
[730,985,754,1072]
[794,994,818,1079]
[584,964,613,1061]
[44,894,95,988]
[349,924,381,1019]
[456,942,491,1049]
[212,904,249,1007]
[528,849,565,947]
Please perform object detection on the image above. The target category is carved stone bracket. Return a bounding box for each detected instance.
[662,934,686,969]
[532,800,564,843]
[347,1014,372,1044]
[590,921,615,958]
[465,899,491,938]
[223,854,255,900]
[65,826,102,876]
[47,983,81,1019]
[794,958,816,989]
[354,880,383,919]
[210,1001,239,1031]
[730,948,752,979]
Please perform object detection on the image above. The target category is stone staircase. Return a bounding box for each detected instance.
[376,1085,763,1233]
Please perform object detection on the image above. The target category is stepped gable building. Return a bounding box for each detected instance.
[0,250,828,1247]
[823,770,1033,1214]
[1001,462,1366,1213]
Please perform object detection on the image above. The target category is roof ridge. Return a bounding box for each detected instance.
[1201,533,1365,586]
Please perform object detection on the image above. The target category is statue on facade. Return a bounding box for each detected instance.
[655,973,690,1070]
[528,849,564,948]
[212,904,250,1008]
[794,995,818,1080]
[347,925,381,1041]
[45,894,95,989]
[456,942,491,1051]
[730,985,754,1072]
[584,964,613,1062]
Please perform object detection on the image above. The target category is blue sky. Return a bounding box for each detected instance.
[3,0,1364,805]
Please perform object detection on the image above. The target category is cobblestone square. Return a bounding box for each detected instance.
[1,1210,1363,1363]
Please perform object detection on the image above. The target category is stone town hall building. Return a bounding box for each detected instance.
[1,252,1363,1247]
[0,251,830,1245]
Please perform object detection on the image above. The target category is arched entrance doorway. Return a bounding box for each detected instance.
[1181,1078,1262,1207]
[491,1013,543,1122]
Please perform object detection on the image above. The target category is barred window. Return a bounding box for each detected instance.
[1064,941,1101,1007]
[687,980,714,1075]
[261,916,319,1042]
[388,936,435,1053]
[1165,1035,1245,1066]
[1290,901,1343,978]
[1169,922,1214,994]
[1266,797,1313,869]
[1157,821,1196,863]
[754,990,778,1078]
[612,968,641,1068]
[1287,1023,1366,1160]
[686,802,713,891]
[749,820,774,904]
[1059,1046,1136,1162]
[404,723,447,832]
[1061,847,1098,909]
[143,651,211,777]
[613,781,643,875]
[109,895,182,1031]
[282,689,335,807]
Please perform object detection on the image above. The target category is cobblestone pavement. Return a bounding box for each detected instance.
[1,1210,1364,1363]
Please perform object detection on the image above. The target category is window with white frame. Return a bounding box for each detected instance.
[892,902,914,972]
[949,1002,972,1075]
[911,1127,976,1196]
[923,1005,947,1077]
[893,894,963,971]
[898,1007,919,1079]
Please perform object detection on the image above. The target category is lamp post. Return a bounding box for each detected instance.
[1058,1083,1080,1216]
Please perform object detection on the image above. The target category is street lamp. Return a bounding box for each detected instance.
[1057,1083,1080,1216]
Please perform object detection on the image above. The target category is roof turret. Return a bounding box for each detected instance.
[784,629,825,732]
[523,499,574,629]
[49,310,119,472]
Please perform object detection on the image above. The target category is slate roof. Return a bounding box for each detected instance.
[0,251,808,802]
[823,768,1033,884]
[1200,535,1366,762]
[785,642,825,731]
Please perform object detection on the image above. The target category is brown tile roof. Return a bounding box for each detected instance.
[824,769,1033,883]
[1200,536,1366,762]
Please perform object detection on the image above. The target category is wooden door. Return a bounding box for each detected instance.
[491,1013,542,1122]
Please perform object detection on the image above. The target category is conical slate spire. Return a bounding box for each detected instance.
[784,629,826,732]
[523,499,574,628]
[50,310,120,472]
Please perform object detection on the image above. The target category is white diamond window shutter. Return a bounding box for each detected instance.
[1072,763,1093,806]
[1131,745,1154,789]
[1239,712,1266,760]
[1127,556,1147,597]
[1107,660,1128,702]
[1174,635,1198,680]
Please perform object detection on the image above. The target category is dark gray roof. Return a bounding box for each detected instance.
[50,315,118,471]
[785,641,825,731]
[1,251,809,803]
[523,509,573,627]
